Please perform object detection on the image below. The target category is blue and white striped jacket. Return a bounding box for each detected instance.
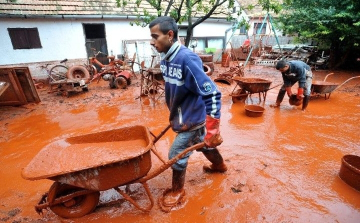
[159,41,221,132]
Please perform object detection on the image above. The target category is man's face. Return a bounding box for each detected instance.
[150,24,172,53]
[278,65,289,73]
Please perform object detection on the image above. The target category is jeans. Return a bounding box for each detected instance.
[169,127,208,171]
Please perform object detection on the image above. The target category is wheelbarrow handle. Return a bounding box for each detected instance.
[323,73,334,82]
[334,75,360,91]
[266,83,283,91]
[137,142,206,183]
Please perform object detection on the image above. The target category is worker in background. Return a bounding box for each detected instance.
[242,38,251,53]
[271,60,313,111]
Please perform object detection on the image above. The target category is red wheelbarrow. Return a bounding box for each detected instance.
[230,77,282,103]
[21,125,205,218]
[311,73,360,99]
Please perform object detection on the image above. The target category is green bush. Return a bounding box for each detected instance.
[205,48,216,54]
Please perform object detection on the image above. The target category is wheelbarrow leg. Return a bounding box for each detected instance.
[35,193,48,215]
[115,182,154,212]
[324,93,332,100]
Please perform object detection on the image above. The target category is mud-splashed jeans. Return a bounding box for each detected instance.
[169,127,210,171]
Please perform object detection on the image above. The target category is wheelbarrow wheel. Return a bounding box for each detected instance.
[47,182,100,218]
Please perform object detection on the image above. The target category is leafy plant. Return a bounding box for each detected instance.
[115,0,236,47]
[276,0,360,69]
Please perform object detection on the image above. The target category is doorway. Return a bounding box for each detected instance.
[83,23,108,67]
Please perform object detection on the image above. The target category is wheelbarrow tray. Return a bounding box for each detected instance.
[22,125,153,191]
[232,77,272,93]
[311,81,338,94]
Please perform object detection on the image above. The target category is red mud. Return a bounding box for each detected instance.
[0,63,360,223]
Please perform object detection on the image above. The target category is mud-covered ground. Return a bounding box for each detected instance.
[1,62,360,223]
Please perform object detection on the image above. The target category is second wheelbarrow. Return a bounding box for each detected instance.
[311,73,360,99]
[230,77,282,103]
[21,125,205,218]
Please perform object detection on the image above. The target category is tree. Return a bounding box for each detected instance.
[276,0,360,69]
[115,0,236,47]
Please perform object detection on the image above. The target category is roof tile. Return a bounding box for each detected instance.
[0,0,230,18]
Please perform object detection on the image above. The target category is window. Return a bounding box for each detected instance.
[239,26,247,34]
[178,25,188,37]
[8,28,42,49]
[254,23,267,35]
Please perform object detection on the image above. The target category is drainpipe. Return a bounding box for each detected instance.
[0,14,141,20]
[219,22,239,61]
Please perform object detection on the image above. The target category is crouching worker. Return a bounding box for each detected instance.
[148,16,227,212]
[271,60,313,111]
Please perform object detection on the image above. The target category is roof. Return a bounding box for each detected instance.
[0,0,230,19]
[0,0,146,17]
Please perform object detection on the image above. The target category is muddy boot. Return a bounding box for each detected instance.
[302,95,310,111]
[202,149,227,173]
[270,89,286,108]
[159,169,186,211]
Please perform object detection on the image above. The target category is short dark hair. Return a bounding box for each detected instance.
[276,60,288,70]
[149,16,178,41]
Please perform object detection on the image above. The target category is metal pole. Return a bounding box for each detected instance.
[268,13,282,54]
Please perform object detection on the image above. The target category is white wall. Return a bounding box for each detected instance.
[103,19,152,57]
[193,21,230,38]
[0,17,232,77]
[0,17,152,66]
[0,18,86,65]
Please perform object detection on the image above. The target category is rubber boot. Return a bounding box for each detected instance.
[162,169,186,207]
[276,89,286,105]
[271,89,286,107]
[202,149,227,173]
[302,95,310,111]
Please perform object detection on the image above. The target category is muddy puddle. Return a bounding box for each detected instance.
[0,64,359,223]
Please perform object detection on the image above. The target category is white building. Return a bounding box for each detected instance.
[0,0,239,78]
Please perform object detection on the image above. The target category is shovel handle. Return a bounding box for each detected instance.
[151,124,171,144]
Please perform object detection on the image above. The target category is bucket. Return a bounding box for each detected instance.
[244,105,265,117]
[339,154,360,191]
[221,53,230,67]
[203,64,212,76]
[289,94,303,106]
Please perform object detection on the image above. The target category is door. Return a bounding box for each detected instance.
[83,23,109,67]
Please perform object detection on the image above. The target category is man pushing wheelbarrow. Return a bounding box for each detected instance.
[149,16,227,212]
[22,16,227,218]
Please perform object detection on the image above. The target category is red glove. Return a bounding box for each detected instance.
[297,88,304,99]
[204,115,223,147]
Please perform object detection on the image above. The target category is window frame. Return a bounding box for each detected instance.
[7,28,42,50]
[253,22,267,35]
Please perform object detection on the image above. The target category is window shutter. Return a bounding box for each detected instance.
[8,28,29,49]
[8,28,42,49]
[27,28,42,48]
